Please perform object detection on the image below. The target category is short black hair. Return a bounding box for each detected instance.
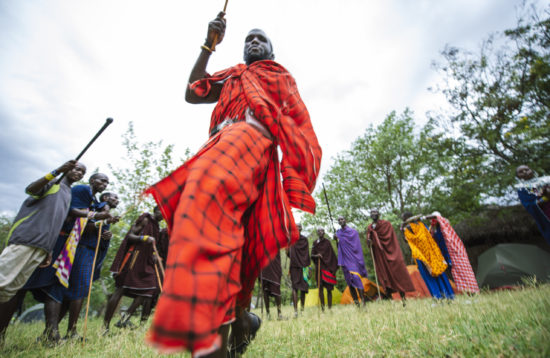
[402,211,413,221]
[89,173,107,182]
[100,192,113,202]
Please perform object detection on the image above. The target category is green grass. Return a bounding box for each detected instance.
[2,285,550,357]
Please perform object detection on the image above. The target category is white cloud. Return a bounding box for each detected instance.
[0,0,544,212]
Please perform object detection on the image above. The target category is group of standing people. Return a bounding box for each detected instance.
[0,162,169,344]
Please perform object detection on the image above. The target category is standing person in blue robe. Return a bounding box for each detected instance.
[58,192,120,339]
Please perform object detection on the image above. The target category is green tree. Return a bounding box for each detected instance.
[431,2,550,199]
[90,122,189,312]
[304,109,440,278]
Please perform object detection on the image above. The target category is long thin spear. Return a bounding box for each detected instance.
[210,0,229,51]
[322,183,336,233]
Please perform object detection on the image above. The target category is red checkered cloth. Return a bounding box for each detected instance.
[144,60,321,354]
[435,216,480,293]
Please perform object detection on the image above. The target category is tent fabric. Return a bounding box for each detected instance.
[476,243,550,289]
[340,277,385,304]
[304,287,342,307]
[401,265,432,299]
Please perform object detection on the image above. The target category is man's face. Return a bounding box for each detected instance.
[106,194,119,209]
[90,174,109,193]
[370,210,380,221]
[243,29,273,65]
[317,228,325,238]
[516,165,534,180]
[154,207,164,222]
[67,163,86,183]
[337,216,346,227]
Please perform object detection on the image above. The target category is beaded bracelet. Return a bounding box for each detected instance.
[141,235,149,242]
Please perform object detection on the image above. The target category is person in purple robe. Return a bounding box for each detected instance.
[334,216,367,306]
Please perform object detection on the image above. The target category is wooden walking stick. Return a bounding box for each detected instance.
[210,0,229,51]
[154,260,163,293]
[152,242,165,278]
[317,257,322,308]
[369,244,382,300]
[56,118,113,184]
[82,220,104,345]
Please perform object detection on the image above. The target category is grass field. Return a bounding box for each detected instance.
[2,284,549,357]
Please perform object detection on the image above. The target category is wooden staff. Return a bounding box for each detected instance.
[210,0,229,51]
[317,257,322,308]
[369,244,381,300]
[82,220,104,345]
[154,260,163,293]
[152,242,165,278]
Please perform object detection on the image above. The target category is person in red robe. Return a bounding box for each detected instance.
[144,12,322,357]
[366,209,415,301]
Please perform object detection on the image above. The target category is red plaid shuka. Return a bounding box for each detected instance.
[435,216,480,293]
[144,60,321,354]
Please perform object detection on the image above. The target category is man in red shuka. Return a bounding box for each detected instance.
[144,12,322,358]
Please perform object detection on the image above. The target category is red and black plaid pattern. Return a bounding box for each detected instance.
[435,216,480,293]
[144,60,321,354]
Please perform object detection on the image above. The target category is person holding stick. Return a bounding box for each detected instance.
[56,193,120,340]
[288,223,310,318]
[366,209,414,302]
[334,216,367,307]
[144,8,321,356]
[0,160,85,344]
[103,206,164,332]
[311,228,338,312]
[22,172,112,342]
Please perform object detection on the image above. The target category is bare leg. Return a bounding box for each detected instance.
[103,287,124,330]
[0,290,26,343]
[319,286,325,311]
[125,296,145,318]
[58,300,69,322]
[117,296,144,328]
[327,289,333,310]
[140,297,153,323]
[262,290,271,318]
[349,286,360,306]
[274,295,282,319]
[66,299,84,337]
[44,299,61,342]
[292,289,298,315]
[300,291,306,311]
[358,288,366,307]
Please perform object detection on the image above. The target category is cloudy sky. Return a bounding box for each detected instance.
[0,0,545,214]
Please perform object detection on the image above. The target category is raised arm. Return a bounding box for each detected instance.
[185,12,226,104]
[25,160,76,196]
